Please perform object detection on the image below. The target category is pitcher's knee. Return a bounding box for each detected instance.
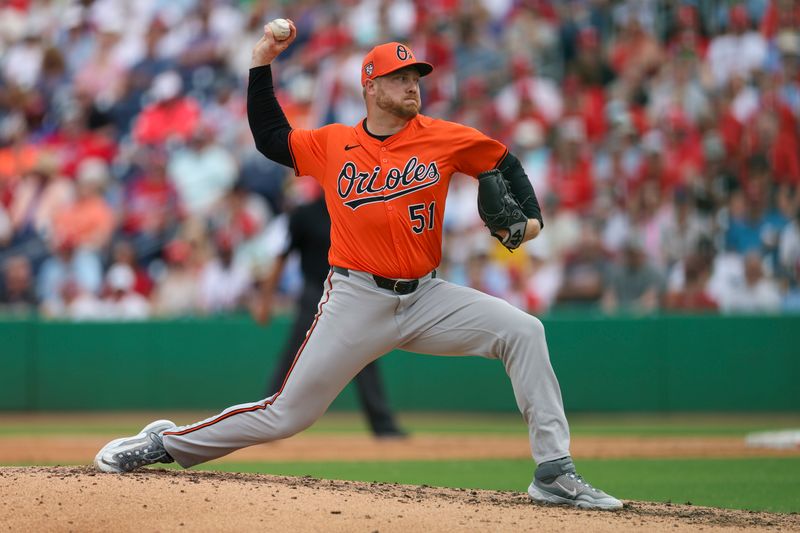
[528,315,546,339]
[268,411,319,439]
[507,313,545,341]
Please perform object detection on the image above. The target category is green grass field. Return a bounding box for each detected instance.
[2,412,799,513]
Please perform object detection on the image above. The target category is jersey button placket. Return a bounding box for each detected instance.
[383,149,392,210]
[381,148,402,257]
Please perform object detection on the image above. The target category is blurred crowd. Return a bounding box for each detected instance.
[1,0,799,320]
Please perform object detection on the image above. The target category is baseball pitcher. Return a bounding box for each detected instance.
[95,21,622,511]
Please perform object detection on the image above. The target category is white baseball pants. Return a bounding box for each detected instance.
[162,268,571,467]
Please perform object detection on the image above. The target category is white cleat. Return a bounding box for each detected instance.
[94,419,177,473]
[528,475,623,510]
[528,457,623,511]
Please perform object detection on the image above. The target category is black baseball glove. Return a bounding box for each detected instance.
[477,169,528,250]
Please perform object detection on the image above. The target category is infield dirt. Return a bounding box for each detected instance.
[2,466,799,532]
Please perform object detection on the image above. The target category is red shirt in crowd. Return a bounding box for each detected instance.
[122,175,180,234]
[547,153,594,212]
[133,97,201,146]
[44,130,117,179]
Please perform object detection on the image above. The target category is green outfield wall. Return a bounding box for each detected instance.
[1,315,798,412]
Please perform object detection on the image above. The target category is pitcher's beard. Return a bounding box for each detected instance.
[376,93,420,120]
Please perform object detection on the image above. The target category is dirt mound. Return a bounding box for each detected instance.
[2,466,797,532]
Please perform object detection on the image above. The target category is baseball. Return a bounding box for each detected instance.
[268,18,291,41]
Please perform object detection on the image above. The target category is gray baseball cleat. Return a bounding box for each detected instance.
[528,457,623,510]
[94,419,177,473]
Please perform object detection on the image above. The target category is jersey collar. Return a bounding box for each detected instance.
[356,115,421,147]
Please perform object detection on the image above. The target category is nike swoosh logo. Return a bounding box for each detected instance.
[344,144,362,151]
[554,481,578,497]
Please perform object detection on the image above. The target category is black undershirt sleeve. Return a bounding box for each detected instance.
[247,65,293,168]
[498,152,544,229]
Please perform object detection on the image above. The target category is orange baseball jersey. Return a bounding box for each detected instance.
[288,115,508,279]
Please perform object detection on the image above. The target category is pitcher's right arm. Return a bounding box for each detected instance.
[247,20,298,168]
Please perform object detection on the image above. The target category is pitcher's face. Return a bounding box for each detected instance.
[374,67,421,120]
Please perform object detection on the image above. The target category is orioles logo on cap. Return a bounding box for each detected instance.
[365,62,374,76]
[396,45,410,61]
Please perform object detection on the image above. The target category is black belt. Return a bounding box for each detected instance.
[331,266,435,295]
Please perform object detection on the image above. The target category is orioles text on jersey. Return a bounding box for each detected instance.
[337,157,441,209]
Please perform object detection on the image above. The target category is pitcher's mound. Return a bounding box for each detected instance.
[1,466,796,532]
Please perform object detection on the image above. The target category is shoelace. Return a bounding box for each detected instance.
[566,472,599,493]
